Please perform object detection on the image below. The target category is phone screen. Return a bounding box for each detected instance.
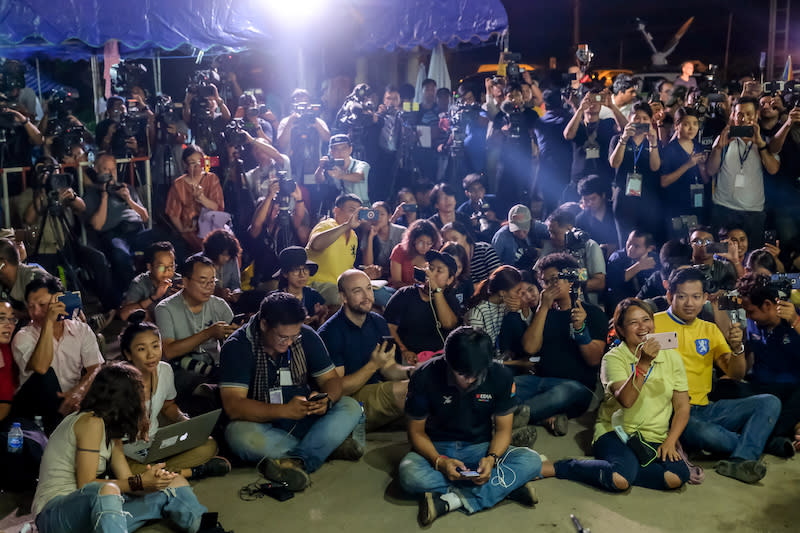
[459,470,480,477]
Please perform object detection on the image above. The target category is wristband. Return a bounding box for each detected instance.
[486,452,499,467]
[128,474,143,491]
[434,455,447,471]
[758,145,768,152]
[573,326,592,345]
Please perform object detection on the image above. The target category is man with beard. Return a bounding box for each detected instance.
[318,269,413,431]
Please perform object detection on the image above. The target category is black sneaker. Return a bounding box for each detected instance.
[512,404,531,430]
[257,457,310,491]
[715,458,767,484]
[765,436,796,458]
[198,512,232,533]
[511,426,538,448]
[418,492,449,527]
[507,481,538,507]
[192,457,232,480]
[328,436,365,461]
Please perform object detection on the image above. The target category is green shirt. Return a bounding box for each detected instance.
[593,342,688,444]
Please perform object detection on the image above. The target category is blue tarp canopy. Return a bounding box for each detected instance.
[0,0,508,59]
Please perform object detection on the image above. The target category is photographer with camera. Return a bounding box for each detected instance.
[314,134,370,204]
[514,253,605,437]
[540,207,606,307]
[84,153,150,295]
[491,204,545,271]
[183,77,231,128]
[457,173,499,242]
[233,92,274,144]
[688,226,738,295]
[706,97,779,248]
[165,145,225,253]
[95,96,148,159]
[0,92,44,168]
[151,94,190,188]
[39,89,93,159]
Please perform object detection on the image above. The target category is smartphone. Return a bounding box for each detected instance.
[413,266,427,283]
[459,470,480,477]
[308,392,329,402]
[729,125,754,138]
[402,203,418,213]
[331,158,345,168]
[358,209,378,221]
[259,482,294,502]
[706,242,729,255]
[633,123,650,134]
[593,94,603,102]
[381,335,396,351]
[231,313,247,325]
[645,331,678,350]
[764,230,778,246]
[57,291,82,320]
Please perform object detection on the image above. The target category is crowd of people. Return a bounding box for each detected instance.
[2,54,800,530]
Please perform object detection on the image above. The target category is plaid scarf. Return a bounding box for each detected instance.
[250,320,308,403]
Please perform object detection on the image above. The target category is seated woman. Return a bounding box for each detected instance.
[441,221,502,285]
[547,298,691,492]
[384,250,460,364]
[121,319,230,481]
[466,265,524,350]
[361,201,406,278]
[498,270,540,374]
[439,242,472,315]
[390,187,418,227]
[389,219,441,288]
[273,246,327,328]
[166,144,225,253]
[33,362,218,533]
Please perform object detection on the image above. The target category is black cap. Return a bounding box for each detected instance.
[425,250,457,277]
[273,246,319,278]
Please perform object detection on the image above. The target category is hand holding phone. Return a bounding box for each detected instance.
[307,392,329,402]
[459,469,480,477]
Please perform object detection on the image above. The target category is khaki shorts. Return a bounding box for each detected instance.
[351,382,404,431]
[309,281,341,306]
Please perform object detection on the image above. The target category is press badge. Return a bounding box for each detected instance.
[585,147,600,160]
[734,173,746,188]
[625,172,642,197]
[269,387,283,404]
[279,368,292,386]
[690,183,704,208]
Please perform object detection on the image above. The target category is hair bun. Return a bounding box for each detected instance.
[127,309,147,325]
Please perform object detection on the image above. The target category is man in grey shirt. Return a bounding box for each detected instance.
[0,238,48,312]
[155,255,237,400]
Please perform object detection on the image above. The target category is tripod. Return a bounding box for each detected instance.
[32,197,85,294]
[272,196,298,254]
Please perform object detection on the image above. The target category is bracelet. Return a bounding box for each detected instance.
[295,199,304,203]
[128,474,143,491]
[486,452,499,467]
[574,322,586,333]
[434,455,447,472]
[759,145,768,152]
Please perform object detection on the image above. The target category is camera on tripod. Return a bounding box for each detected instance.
[36,164,73,214]
[447,102,481,153]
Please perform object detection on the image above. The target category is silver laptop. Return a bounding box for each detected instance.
[124,409,221,463]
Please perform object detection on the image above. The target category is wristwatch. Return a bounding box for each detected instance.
[432,287,443,293]
[486,452,499,467]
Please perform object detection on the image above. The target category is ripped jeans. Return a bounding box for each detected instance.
[35,481,207,533]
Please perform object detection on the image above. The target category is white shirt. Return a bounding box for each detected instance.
[713,138,770,212]
[12,319,104,392]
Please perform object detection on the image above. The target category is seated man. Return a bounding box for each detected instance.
[606,229,657,311]
[688,226,738,295]
[154,255,236,402]
[120,241,179,321]
[12,276,103,432]
[306,193,363,305]
[398,326,543,527]
[491,205,541,270]
[575,174,619,255]
[654,268,780,483]
[727,273,800,456]
[515,253,604,436]
[636,239,693,303]
[318,269,412,432]
[0,238,48,313]
[456,173,500,243]
[220,292,361,491]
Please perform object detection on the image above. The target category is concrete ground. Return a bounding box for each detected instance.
[4,418,798,533]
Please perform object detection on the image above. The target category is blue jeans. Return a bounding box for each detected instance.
[36,481,207,533]
[681,395,781,461]
[513,375,594,422]
[554,431,690,492]
[398,442,542,514]
[225,396,361,472]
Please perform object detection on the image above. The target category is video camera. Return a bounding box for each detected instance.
[223,118,249,147]
[769,273,800,300]
[90,169,124,193]
[186,70,220,99]
[717,289,746,324]
[558,267,589,307]
[110,61,148,97]
[448,102,481,152]
[502,52,524,85]
[564,227,589,253]
[0,60,26,94]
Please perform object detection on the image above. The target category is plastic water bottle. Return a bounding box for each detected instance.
[34,416,45,433]
[7,422,23,454]
[353,402,366,451]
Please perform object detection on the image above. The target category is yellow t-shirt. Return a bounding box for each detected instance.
[306,218,358,285]
[594,342,688,444]
[654,310,729,406]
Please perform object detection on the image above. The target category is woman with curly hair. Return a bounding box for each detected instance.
[389,219,441,287]
[33,362,217,532]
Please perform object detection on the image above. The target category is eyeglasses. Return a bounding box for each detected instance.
[275,332,302,344]
[155,264,176,273]
[691,239,712,246]
[0,317,18,325]
[542,276,561,286]
[187,277,218,288]
[289,267,309,276]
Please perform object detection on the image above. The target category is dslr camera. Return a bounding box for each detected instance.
[223,118,249,147]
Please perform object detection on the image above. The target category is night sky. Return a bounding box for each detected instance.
[495,0,793,79]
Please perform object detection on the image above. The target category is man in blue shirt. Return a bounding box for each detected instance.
[319,269,412,431]
[219,292,361,491]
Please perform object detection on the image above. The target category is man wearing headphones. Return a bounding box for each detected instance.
[397,326,544,526]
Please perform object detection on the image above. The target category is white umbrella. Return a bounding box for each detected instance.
[427,43,451,91]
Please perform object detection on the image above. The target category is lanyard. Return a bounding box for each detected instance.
[631,141,646,172]
[737,140,753,170]
[631,362,654,385]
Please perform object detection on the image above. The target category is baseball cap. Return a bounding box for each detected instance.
[508,204,531,233]
[329,134,352,147]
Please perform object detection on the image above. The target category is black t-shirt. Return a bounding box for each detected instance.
[383,285,460,354]
[608,135,661,193]
[405,356,516,443]
[570,118,617,185]
[498,311,530,360]
[660,139,705,215]
[537,302,605,388]
[607,250,657,310]
[575,207,618,246]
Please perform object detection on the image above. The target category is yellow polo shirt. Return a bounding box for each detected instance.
[306,218,358,285]
[594,342,688,444]
[654,309,729,406]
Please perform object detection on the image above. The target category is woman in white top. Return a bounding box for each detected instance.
[120,318,230,480]
[33,362,213,532]
[466,265,524,350]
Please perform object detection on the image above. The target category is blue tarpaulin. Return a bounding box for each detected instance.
[0,0,508,59]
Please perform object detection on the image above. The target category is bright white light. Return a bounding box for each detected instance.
[266,0,329,27]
